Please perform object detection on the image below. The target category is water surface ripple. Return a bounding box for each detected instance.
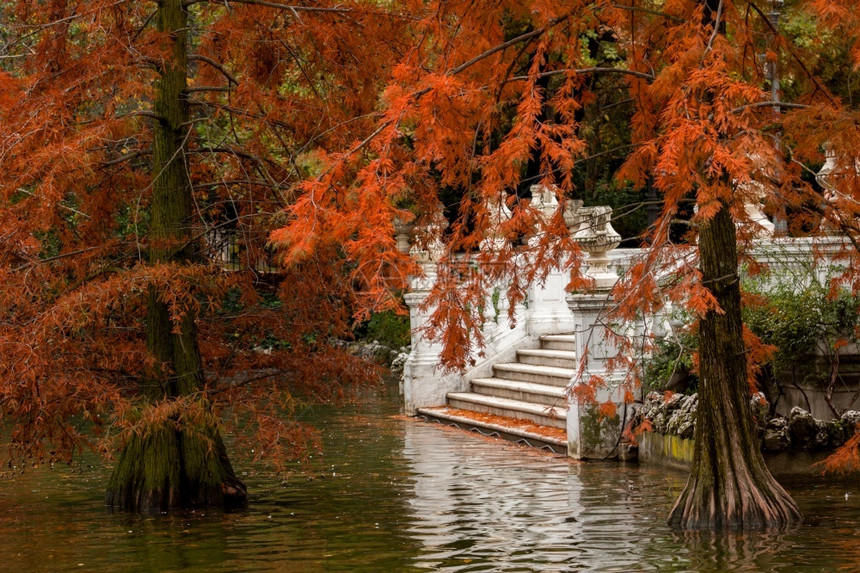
[0,385,858,571]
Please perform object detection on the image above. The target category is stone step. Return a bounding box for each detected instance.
[539,334,577,352]
[517,348,578,369]
[471,377,568,407]
[492,362,574,387]
[416,406,567,454]
[447,392,567,429]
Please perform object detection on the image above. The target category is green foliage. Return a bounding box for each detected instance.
[364,310,410,349]
[645,273,860,393]
[116,203,149,242]
[33,229,62,259]
[221,286,244,314]
[781,2,857,105]
[643,329,698,393]
[490,287,501,324]
[743,274,860,387]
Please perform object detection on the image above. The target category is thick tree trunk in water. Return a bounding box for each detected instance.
[105,419,247,510]
[105,0,246,510]
[667,204,800,529]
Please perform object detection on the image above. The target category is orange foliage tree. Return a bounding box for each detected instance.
[0,0,410,510]
[271,0,860,529]
[3,0,860,527]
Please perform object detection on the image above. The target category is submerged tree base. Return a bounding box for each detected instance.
[666,449,802,530]
[105,423,247,511]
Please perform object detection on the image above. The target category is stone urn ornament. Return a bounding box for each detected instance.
[409,205,448,264]
[392,216,414,254]
[529,184,559,221]
[562,198,585,235]
[815,143,860,235]
[529,183,584,236]
[573,206,621,289]
[736,151,776,236]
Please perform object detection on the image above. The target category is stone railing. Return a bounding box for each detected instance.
[400,188,627,422]
[634,391,860,472]
[400,177,856,459]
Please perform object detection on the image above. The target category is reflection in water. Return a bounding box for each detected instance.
[402,423,587,570]
[0,383,858,572]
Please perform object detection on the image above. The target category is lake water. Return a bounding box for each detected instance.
[0,380,858,572]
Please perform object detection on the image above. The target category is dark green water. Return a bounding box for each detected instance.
[1,382,858,572]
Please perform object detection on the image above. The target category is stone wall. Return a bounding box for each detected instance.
[634,391,860,472]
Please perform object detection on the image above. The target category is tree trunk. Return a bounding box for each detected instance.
[105,0,246,510]
[666,203,800,529]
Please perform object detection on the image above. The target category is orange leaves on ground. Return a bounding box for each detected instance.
[0,71,20,110]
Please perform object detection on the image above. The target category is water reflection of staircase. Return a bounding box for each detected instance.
[416,334,576,454]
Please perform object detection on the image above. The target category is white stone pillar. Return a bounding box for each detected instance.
[525,185,582,336]
[566,206,625,459]
[815,143,850,236]
[740,180,776,237]
[402,256,467,414]
[573,206,621,289]
[478,195,528,352]
[401,210,468,414]
[736,152,777,236]
[565,290,626,459]
[393,217,414,254]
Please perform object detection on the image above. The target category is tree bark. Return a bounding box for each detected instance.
[105,0,246,510]
[667,203,801,529]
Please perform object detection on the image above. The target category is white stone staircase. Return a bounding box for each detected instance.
[416,334,576,454]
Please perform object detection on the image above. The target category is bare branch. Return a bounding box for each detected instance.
[100,151,144,167]
[189,54,239,85]
[511,67,654,82]
[704,0,724,55]
[186,86,232,93]
[446,28,547,77]
[731,101,809,114]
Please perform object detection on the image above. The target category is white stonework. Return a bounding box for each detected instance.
[573,206,622,289]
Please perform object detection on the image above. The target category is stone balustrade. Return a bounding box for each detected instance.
[399,167,854,458]
[401,192,628,424]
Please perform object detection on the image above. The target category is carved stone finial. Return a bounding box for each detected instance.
[410,206,447,263]
[816,143,838,194]
[393,217,414,254]
[529,184,558,221]
[530,183,583,235]
[740,180,776,237]
[573,206,621,289]
[563,198,584,235]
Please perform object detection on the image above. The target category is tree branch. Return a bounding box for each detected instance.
[731,101,809,114]
[447,28,547,77]
[189,54,239,85]
[184,0,351,13]
[100,151,144,166]
[511,67,654,82]
[186,86,232,93]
